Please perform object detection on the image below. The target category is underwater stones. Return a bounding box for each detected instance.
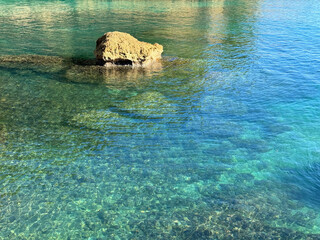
[94,31,163,66]
[119,91,176,118]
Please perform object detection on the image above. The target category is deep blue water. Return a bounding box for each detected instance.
[1,0,320,239]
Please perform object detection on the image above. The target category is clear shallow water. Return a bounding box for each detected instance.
[1,0,320,239]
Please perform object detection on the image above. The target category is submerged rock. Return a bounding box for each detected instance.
[119,91,176,118]
[0,55,65,73]
[71,110,127,131]
[0,124,7,144]
[0,55,64,65]
[94,31,163,66]
[70,109,156,133]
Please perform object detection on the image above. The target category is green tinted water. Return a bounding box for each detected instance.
[1,0,320,239]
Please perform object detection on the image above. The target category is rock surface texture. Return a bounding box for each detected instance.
[94,31,163,66]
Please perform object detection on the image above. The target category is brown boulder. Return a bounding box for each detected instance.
[94,31,163,66]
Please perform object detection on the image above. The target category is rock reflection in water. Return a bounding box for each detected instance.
[65,60,162,88]
[0,54,164,89]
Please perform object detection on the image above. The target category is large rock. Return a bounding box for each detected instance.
[94,31,163,67]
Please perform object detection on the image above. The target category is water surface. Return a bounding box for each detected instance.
[1,0,320,239]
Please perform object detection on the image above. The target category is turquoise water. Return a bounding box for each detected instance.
[1,0,320,239]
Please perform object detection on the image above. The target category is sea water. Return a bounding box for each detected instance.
[0,0,320,239]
